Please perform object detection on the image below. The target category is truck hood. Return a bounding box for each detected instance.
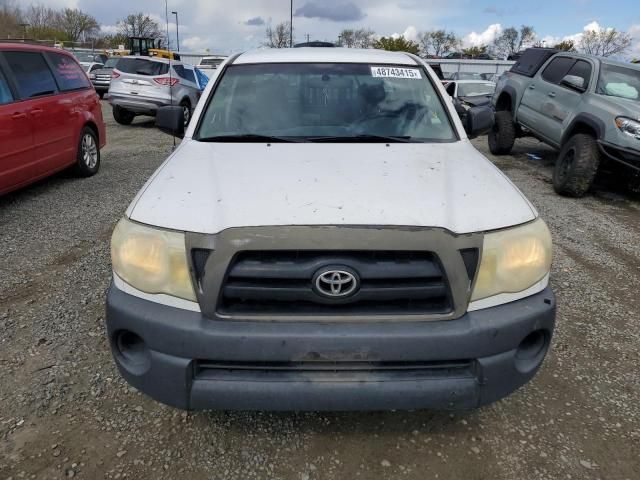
[127,139,536,235]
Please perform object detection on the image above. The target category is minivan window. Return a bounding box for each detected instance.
[196,63,456,142]
[48,52,91,91]
[116,58,169,76]
[541,57,575,84]
[3,51,58,98]
[0,68,13,105]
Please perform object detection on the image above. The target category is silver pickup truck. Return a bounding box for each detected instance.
[490,48,640,197]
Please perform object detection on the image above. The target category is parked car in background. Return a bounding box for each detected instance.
[89,57,120,99]
[491,47,640,196]
[0,43,106,195]
[106,47,555,412]
[449,72,484,81]
[197,55,227,71]
[73,51,109,68]
[445,80,497,124]
[108,56,204,126]
[480,73,500,83]
[82,62,103,75]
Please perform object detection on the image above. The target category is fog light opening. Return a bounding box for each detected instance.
[114,330,151,375]
[515,330,549,374]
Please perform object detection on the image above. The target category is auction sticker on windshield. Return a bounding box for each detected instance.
[371,66,422,79]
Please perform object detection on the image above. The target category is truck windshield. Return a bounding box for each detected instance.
[195,63,456,142]
[596,64,640,102]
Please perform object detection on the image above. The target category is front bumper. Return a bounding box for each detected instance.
[598,140,640,172]
[106,283,555,411]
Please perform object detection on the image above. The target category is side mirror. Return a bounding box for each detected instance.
[560,74,586,92]
[465,106,494,139]
[155,106,185,138]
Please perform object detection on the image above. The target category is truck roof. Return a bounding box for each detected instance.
[235,47,420,66]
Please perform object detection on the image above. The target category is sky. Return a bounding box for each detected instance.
[26,0,640,58]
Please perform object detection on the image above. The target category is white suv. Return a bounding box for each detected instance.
[107,48,556,411]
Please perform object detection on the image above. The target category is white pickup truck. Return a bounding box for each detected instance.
[106,47,555,411]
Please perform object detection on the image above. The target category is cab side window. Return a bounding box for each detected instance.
[0,68,14,105]
[47,52,91,91]
[541,57,575,84]
[3,51,58,99]
[562,60,591,90]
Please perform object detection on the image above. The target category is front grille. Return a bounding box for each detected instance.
[217,251,452,316]
[195,359,475,381]
[96,75,111,81]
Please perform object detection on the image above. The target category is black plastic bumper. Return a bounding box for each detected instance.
[106,283,556,411]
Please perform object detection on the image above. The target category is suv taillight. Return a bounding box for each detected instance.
[111,70,120,79]
[154,77,180,86]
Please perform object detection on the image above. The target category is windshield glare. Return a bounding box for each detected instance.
[597,64,640,102]
[196,63,456,142]
[457,82,495,97]
[104,58,119,68]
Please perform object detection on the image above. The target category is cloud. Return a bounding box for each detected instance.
[463,23,502,47]
[100,24,119,35]
[294,2,366,22]
[182,36,209,51]
[244,16,266,27]
[391,26,420,43]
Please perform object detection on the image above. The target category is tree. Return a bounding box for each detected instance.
[337,28,376,49]
[0,0,23,38]
[265,22,292,48]
[58,8,99,42]
[420,30,460,57]
[373,36,420,55]
[118,13,162,39]
[494,25,536,58]
[579,28,632,57]
[101,33,130,49]
[461,45,488,58]
[554,40,576,52]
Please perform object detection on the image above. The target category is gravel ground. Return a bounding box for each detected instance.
[1,102,639,480]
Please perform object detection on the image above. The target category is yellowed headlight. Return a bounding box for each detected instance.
[111,218,196,301]
[471,218,553,302]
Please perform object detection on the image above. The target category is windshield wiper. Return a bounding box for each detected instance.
[307,134,415,143]
[197,134,309,143]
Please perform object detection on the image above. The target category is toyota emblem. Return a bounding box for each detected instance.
[313,267,359,298]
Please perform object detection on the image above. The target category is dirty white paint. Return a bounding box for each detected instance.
[127,140,536,235]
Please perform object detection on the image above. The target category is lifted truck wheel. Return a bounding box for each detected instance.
[553,133,600,197]
[113,106,135,126]
[488,111,516,155]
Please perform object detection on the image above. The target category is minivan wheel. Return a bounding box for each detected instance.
[74,127,100,177]
[113,106,135,125]
[553,133,600,197]
[488,110,516,155]
[180,101,191,127]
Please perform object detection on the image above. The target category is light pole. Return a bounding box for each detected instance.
[172,11,180,52]
[290,0,293,48]
[19,23,29,40]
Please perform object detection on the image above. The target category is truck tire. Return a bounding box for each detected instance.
[553,134,600,197]
[488,111,516,155]
[113,106,135,125]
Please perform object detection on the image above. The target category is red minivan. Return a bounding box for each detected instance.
[0,43,106,195]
